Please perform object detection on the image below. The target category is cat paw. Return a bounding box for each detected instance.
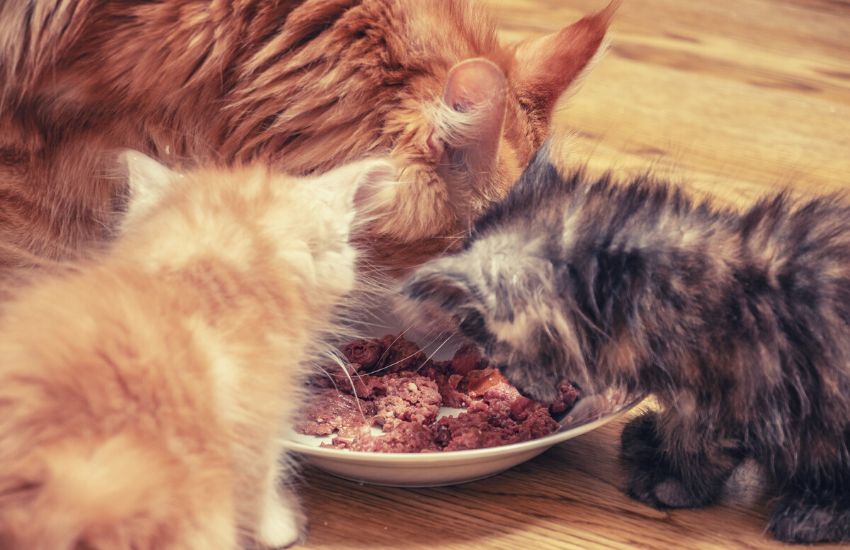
[769,497,850,544]
[621,412,719,509]
[258,488,304,549]
[621,412,671,508]
[258,508,301,549]
[627,467,720,509]
[620,411,662,465]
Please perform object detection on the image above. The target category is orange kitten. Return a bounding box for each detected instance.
[0,153,393,549]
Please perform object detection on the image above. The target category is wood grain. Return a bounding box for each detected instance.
[292,1,850,548]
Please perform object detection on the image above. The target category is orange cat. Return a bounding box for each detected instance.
[0,0,615,278]
[0,153,392,549]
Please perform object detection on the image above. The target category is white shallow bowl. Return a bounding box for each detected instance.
[287,392,641,487]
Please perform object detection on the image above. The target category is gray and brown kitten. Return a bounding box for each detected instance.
[401,148,850,544]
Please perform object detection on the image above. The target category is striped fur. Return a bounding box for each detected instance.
[0,0,614,280]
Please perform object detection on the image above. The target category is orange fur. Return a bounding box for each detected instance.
[0,154,389,549]
[0,0,614,279]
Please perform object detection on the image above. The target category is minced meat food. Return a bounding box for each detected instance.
[295,336,580,453]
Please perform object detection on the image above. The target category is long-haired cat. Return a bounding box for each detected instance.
[0,153,392,549]
[400,147,850,544]
[0,0,615,279]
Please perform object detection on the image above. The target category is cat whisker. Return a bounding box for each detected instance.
[367,327,442,376]
[372,326,414,368]
[313,363,341,393]
[416,331,457,372]
[325,352,367,420]
[438,238,464,256]
[334,318,387,329]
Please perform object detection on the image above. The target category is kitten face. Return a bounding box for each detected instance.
[399,234,558,403]
[288,158,396,301]
[401,238,575,404]
[399,147,593,403]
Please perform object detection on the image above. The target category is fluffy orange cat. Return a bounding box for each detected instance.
[0,0,615,278]
[0,153,392,549]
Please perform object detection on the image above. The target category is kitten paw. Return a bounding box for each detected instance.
[769,497,850,543]
[258,488,304,549]
[621,412,671,507]
[621,412,720,509]
[626,466,720,509]
[620,412,662,465]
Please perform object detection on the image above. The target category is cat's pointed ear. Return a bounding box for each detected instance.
[119,150,178,228]
[512,0,618,118]
[513,141,564,191]
[438,58,508,179]
[311,158,398,218]
[403,266,473,310]
[400,263,489,337]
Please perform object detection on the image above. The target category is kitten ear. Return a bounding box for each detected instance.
[438,58,508,180]
[513,141,563,191]
[403,267,473,310]
[119,150,178,228]
[400,263,487,337]
[512,0,618,119]
[311,157,398,217]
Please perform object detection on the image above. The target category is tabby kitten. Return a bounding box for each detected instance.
[0,153,391,549]
[0,0,615,278]
[401,148,850,544]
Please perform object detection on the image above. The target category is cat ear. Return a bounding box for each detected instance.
[438,58,508,179]
[512,0,618,118]
[402,263,491,337]
[513,141,563,191]
[119,150,178,228]
[311,157,398,217]
[403,267,473,310]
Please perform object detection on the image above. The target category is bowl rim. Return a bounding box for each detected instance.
[287,394,645,463]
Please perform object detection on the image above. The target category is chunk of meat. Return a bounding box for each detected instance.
[326,421,438,453]
[341,339,386,372]
[435,401,559,451]
[449,343,487,376]
[465,368,516,398]
[549,381,581,417]
[373,375,441,430]
[333,373,386,399]
[376,334,428,372]
[295,389,376,436]
[437,373,470,408]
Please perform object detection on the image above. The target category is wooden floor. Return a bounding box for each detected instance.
[292,1,850,549]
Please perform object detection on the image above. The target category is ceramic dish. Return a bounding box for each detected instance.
[287,391,642,487]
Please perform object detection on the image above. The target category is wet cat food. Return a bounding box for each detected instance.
[295,336,580,452]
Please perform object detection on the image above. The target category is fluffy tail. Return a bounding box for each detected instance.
[0,434,235,550]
